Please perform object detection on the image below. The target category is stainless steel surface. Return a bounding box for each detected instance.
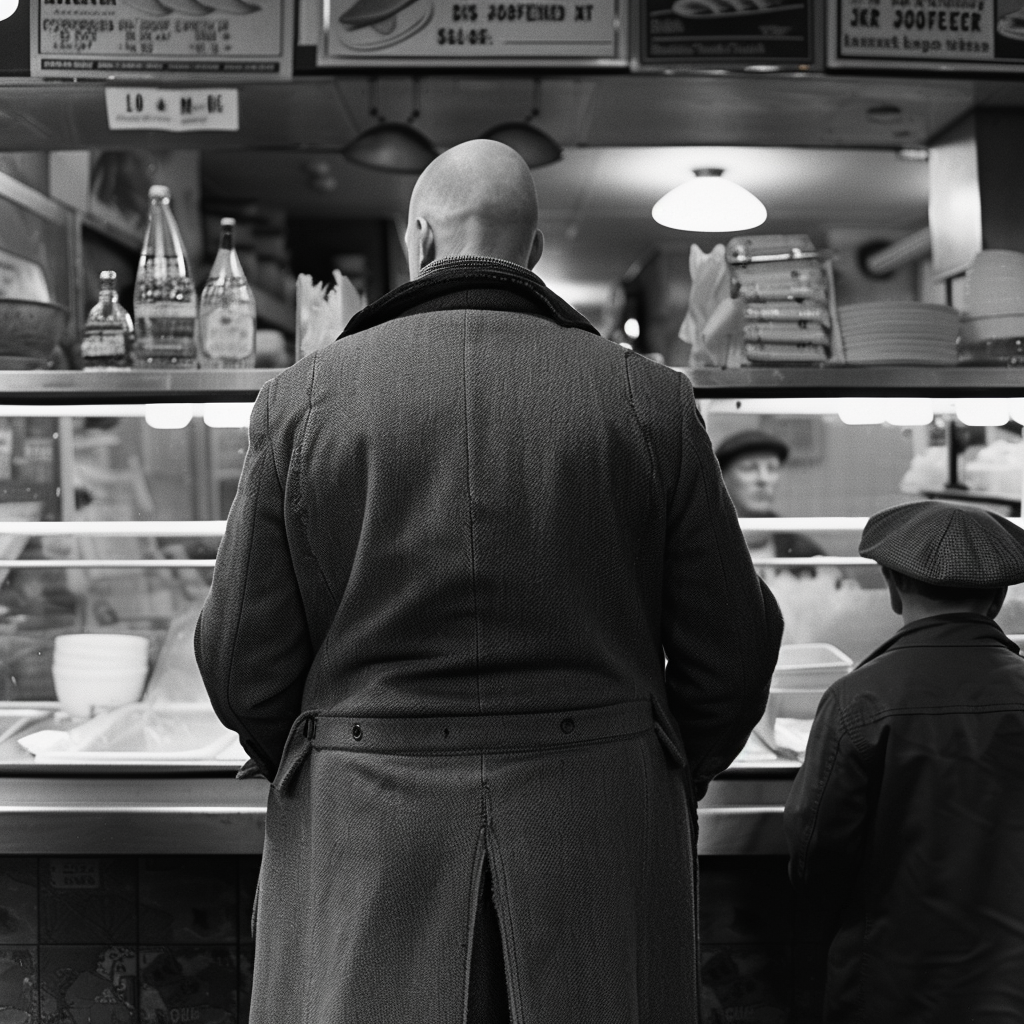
[685,366,1024,396]
[0,369,279,403]
[0,777,269,854]
[0,771,793,854]
[0,521,225,536]
[698,773,794,856]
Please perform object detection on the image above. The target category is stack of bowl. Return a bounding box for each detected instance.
[52,634,150,718]
[960,250,1024,364]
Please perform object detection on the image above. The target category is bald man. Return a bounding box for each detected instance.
[197,140,782,1024]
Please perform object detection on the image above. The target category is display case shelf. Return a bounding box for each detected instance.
[0,369,280,403]
[684,366,1024,397]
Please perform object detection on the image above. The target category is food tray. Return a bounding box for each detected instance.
[772,643,853,690]
[30,702,238,763]
[0,705,55,745]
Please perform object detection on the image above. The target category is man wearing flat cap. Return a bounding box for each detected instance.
[785,500,1024,1022]
[715,429,826,576]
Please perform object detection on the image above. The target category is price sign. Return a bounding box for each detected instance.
[105,86,240,130]
[30,0,292,79]
[639,0,815,68]
[828,0,1024,73]
[318,0,622,66]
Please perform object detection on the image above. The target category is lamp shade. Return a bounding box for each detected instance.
[480,122,562,168]
[343,122,438,174]
[652,168,767,233]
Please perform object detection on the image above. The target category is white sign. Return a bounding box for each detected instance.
[30,0,292,79]
[319,0,621,65]
[829,0,1024,72]
[105,87,240,131]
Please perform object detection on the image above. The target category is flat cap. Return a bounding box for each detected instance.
[715,430,789,470]
[859,500,1024,588]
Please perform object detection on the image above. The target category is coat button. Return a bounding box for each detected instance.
[352,724,363,741]
[560,717,575,735]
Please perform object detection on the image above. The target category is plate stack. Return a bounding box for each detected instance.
[960,250,1024,364]
[836,302,959,364]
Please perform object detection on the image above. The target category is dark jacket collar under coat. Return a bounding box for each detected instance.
[858,611,1019,669]
[341,255,600,338]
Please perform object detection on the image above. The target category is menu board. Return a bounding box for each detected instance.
[638,0,814,67]
[828,0,1024,72]
[318,0,622,65]
[29,0,293,79]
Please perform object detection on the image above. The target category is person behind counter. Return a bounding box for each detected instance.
[785,500,1024,1022]
[196,139,783,1024]
[715,429,825,577]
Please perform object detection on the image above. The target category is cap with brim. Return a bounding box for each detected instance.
[715,430,789,470]
[859,500,1024,588]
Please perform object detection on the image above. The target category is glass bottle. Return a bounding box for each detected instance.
[132,185,197,369]
[198,218,257,369]
[80,270,133,370]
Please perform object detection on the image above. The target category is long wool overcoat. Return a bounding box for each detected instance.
[195,257,783,1024]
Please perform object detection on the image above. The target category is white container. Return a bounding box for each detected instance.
[771,643,853,690]
[52,665,147,718]
[54,633,149,654]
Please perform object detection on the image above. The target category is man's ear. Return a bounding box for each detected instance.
[881,567,903,616]
[417,218,435,270]
[527,229,544,270]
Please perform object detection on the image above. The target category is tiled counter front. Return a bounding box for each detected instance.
[2,854,821,1024]
[0,856,259,1024]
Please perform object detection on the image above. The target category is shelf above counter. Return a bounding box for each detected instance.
[0,369,281,404]
[683,366,1024,396]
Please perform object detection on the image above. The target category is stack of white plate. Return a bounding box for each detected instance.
[962,250,1024,343]
[52,633,150,718]
[837,302,959,364]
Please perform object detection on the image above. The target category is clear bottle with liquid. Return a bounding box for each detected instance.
[199,217,257,369]
[132,185,197,369]
[81,271,134,370]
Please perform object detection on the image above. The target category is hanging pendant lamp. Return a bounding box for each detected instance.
[480,80,562,169]
[652,168,767,233]
[343,78,439,175]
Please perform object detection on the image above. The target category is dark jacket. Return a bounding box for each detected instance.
[196,257,782,1023]
[785,613,1024,1023]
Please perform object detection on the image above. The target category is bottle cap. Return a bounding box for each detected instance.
[99,270,117,283]
[148,185,171,200]
[220,217,236,227]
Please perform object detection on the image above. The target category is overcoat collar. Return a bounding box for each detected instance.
[341,255,600,337]
[858,612,1019,669]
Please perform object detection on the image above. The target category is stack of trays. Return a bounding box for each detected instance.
[726,234,834,365]
[837,302,959,365]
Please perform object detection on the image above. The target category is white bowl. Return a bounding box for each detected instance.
[52,652,148,668]
[54,633,149,654]
[52,665,147,717]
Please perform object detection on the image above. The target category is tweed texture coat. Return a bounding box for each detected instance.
[196,256,783,1024]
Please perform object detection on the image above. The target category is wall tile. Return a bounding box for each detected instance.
[0,859,38,945]
[39,945,137,1024]
[39,859,137,945]
[140,859,237,945]
[139,946,237,1024]
[701,945,791,1024]
[0,946,37,1024]
[700,856,794,945]
[238,946,253,1024]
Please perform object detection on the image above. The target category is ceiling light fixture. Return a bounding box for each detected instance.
[480,80,562,169]
[652,168,767,233]
[343,78,439,175]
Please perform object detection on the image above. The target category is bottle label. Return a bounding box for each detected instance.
[81,329,127,360]
[202,310,255,360]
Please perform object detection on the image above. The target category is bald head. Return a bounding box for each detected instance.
[405,140,544,278]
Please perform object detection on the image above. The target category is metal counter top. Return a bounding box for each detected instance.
[0,768,796,856]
